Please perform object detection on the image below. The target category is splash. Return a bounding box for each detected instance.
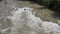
[9,7,43,34]
[0,7,60,34]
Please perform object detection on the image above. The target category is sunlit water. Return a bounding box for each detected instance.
[0,7,60,34]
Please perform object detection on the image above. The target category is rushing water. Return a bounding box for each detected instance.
[0,0,60,34]
[8,7,43,34]
[0,7,60,34]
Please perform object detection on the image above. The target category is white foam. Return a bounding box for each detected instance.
[2,7,60,34]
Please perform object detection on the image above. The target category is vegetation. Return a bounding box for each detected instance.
[31,0,60,11]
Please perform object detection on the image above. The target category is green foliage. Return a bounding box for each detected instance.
[31,0,60,11]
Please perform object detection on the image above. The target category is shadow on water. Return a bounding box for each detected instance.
[30,0,60,20]
[48,1,60,19]
[47,7,60,20]
[52,10,60,20]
